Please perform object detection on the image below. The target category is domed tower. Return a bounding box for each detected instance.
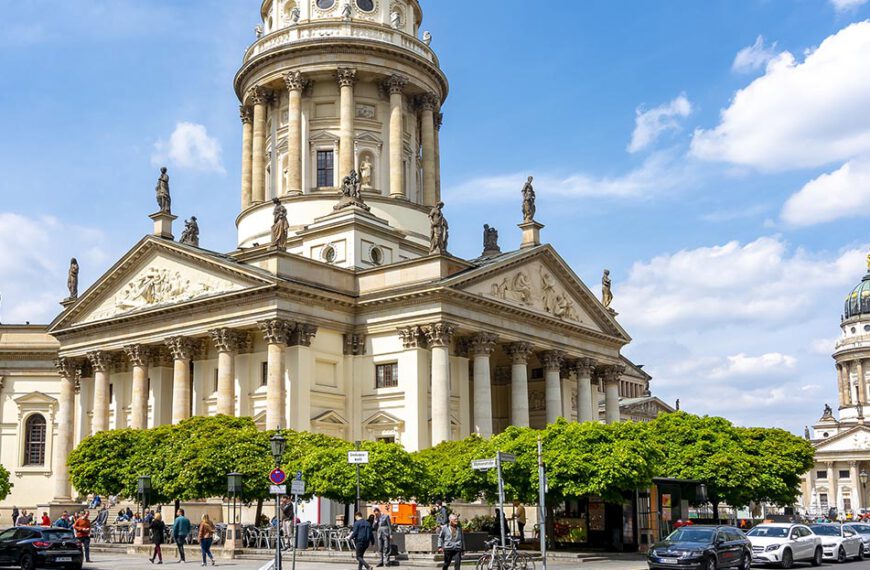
[234,0,447,268]
[834,254,870,422]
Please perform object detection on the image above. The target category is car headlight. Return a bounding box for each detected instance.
[823,543,836,547]
[765,544,782,552]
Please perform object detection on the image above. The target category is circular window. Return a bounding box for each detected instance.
[316,0,335,9]
[864,325,870,332]
[823,432,829,438]
[356,0,375,11]
[852,327,858,333]
[322,245,337,264]
[370,247,383,266]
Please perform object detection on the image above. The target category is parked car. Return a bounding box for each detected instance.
[746,523,822,568]
[809,524,864,563]
[0,526,82,570]
[844,522,870,548]
[648,525,751,570]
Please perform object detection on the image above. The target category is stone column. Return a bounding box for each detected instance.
[859,360,867,405]
[398,326,430,450]
[418,93,439,207]
[259,319,291,430]
[838,363,847,407]
[337,67,357,180]
[434,111,442,203]
[165,337,194,424]
[541,351,565,425]
[210,328,242,417]
[284,71,308,196]
[124,345,151,430]
[287,324,318,432]
[470,333,497,438]
[424,322,455,445]
[505,342,533,427]
[807,468,817,513]
[603,365,624,424]
[53,358,79,500]
[88,351,112,433]
[828,462,838,512]
[852,461,862,512]
[250,87,269,203]
[384,74,407,198]
[575,358,596,423]
[240,106,253,209]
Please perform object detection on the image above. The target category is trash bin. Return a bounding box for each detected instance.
[295,522,310,549]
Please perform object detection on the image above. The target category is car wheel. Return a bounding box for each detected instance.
[838,546,847,563]
[706,556,717,570]
[811,546,823,567]
[781,548,793,569]
[741,551,751,570]
[19,553,34,570]
[857,544,865,561]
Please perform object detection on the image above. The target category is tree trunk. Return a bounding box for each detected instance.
[255,498,264,526]
[711,501,720,523]
[174,498,180,517]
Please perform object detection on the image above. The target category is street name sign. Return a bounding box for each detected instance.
[497,452,516,463]
[270,485,286,495]
[471,458,497,471]
[347,451,370,464]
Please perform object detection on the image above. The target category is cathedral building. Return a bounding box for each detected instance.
[0,0,672,515]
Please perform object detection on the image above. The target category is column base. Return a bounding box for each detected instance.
[223,523,244,551]
[518,220,545,249]
[149,212,178,240]
[41,500,86,521]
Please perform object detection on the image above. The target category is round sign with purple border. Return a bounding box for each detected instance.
[269,468,287,485]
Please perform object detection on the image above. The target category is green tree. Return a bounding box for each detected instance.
[739,426,815,507]
[0,464,13,501]
[68,428,143,498]
[412,435,493,502]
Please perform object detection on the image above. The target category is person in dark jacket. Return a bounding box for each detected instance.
[490,509,509,541]
[11,506,18,526]
[171,509,191,562]
[149,512,166,564]
[437,514,464,570]
[348,512,374,570]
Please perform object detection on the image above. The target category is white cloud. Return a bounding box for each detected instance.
[445,150,693,203]
[709,352,796,379]
[732,35,778,74]
[627,94,692,153]
[781,156,870,226]
[152,122,225,174]
[691,22,870,171]
[0,213,109,324]
[831,0,868,11]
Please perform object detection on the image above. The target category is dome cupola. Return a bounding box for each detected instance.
[844,256,870,320]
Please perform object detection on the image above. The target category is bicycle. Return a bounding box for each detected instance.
[476,537,535,570]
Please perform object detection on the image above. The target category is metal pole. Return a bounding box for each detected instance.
[275,493,282,570]
[355,440,361,518]
[291,493,298,570]
[537,437,547,570]
[497,452,506,549]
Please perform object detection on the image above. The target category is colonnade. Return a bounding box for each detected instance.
[806,460,865,515]
[837,359,868,408]
[239,69,442,209]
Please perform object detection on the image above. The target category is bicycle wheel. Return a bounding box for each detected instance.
[477,553,503,570]
[515,554,535,570]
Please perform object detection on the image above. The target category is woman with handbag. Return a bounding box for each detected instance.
[149,512,166,564]
[198,514,217,566]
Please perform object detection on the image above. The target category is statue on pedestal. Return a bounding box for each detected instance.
[483,224,500,255]
[66,258,79,300]
[391,10,401,29]
[155,167,171,214]
[255,25,263,38]
[602,269,613,308]
[521,176,536,222]
[342,2,352,20]
[429,201,449,254]
[271,198,289,248]
[822,403,833,419]
[180,216,199,247]
[423,31,432,46]
[290,6,300,24]
[333,169,371,212]
[360,157,373,188]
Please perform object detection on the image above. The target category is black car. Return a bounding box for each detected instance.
[649,525,752,570]
[0,527,83,570]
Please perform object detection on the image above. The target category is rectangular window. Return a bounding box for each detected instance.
[317,150,334,187]
[376,363,399,389]
[840,469,851,479]
[261,362,268,387]
[817,470,828,479]
[820,493,829,510]
[844,498,853,512]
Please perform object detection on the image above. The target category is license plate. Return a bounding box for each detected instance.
[661,559,679,564]
[56,557,72,562]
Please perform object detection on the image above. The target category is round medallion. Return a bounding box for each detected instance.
[356,0,375,12]
[370,247,383,266]
[322,245,337,264]
[316,0,336,9]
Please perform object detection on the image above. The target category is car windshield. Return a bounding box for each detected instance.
[849,525,870,533]
[40,530,74,541]
[747,526,789,538]
[810,525,841,537]
[667,528,716,543]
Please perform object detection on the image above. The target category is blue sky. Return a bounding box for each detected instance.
[3,0,870,432]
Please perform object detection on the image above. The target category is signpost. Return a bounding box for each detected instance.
[289,477,305,570]
[471,452,515,548]
[537,437,548,570]
[349,444,369,515]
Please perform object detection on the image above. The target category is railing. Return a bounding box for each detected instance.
[243,19,438,65]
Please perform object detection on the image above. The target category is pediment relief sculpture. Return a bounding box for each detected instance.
[488,265,581,323]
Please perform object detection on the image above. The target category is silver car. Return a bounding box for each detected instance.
[844,523,870,548]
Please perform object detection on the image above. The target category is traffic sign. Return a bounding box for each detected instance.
[347,451,370,464]
[290,480,306,495]
[471,458,497,471]
[295,470,303,481]
[270,468,287,485]
[270,485,286,495]
[497,452,516,463]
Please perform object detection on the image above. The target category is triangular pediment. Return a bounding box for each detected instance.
[363,411,404,428]
[446,246,629,342]
[14,392,57,407]
[51,237,275,330]
[815,425,870,453]
[621,396,674,415]
[312,410,348,425]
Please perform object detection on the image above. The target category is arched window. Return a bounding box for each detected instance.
[24,414,46,466]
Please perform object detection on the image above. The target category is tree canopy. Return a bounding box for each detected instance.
[0,464,13,501]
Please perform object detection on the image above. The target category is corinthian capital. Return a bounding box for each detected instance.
[417,92,440,112]
[504,342,534,365]
[55,358,81,380]
[382,74,408,95]
[258,319,293,345]
[423,322,455,348]
[165,336,196,361]
[435,112,444,131]
[247,86,271,106]
[574,357,597,377]
[336,67,358,88]
[469,333,498,356]
[239,105,253,125]
[601,364,625,384]
[398,326,426,349]
[541,350,565,372]
[284,70,309,92]
[123,344,152,367]
[209,328,242,353]
[288,323,318,347]
[87,350,114,373]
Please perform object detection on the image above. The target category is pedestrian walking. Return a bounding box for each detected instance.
[73,511,92,563]
[171,509,191,563]
[16,510,32,526]
[150,512,166,564]
[11,506,18,526]
[280,496,294,550]
[490,509,509,540]
[512,500,526,542]
[437,514,464,570]
[348,512,374,570]
[372,507,392,567]
[198,514,216,567]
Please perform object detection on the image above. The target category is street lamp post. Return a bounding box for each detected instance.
[135,476,152,546]
[860,470,868,511]
[270,428,287,570]
[226,473,243,551]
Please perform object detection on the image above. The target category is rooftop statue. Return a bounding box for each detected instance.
[483,224,500,256]
[271,198,289,249]
[180,216,200,247]
[521,176,536,223]
[602,269,613,308]
[429,202,449,254]
[66,258,79,300]
[155,167,171,215]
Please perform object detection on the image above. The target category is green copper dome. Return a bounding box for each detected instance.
[845,272,870,319]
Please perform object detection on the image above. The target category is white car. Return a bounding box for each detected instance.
[747,523,822,568]
[809,524,864,563]
[844,522,870,548]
